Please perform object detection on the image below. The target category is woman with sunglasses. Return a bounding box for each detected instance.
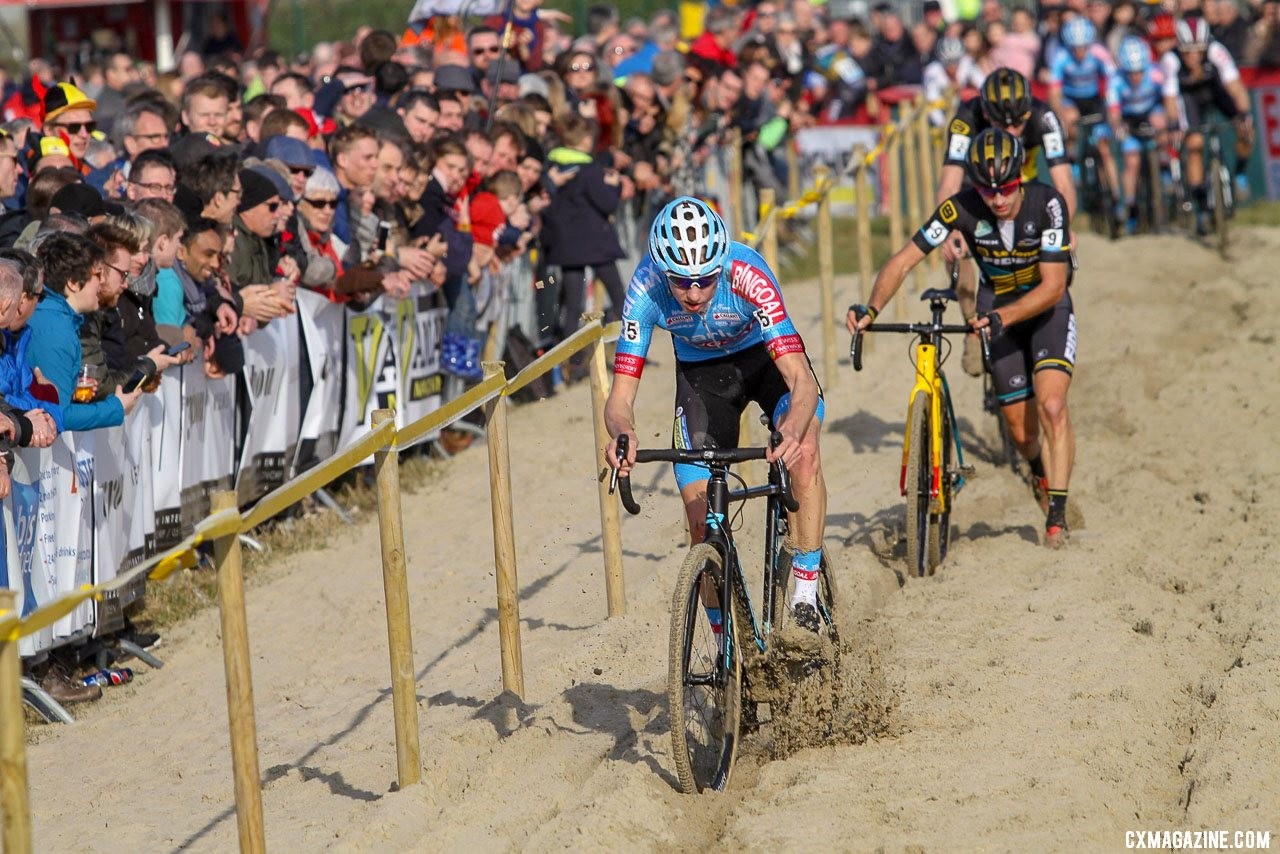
[604,196,829,634]
[848,128,1079,550]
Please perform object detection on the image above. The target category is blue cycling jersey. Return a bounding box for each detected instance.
[613,242,806,378]
[1107,67,1164,118]
[1049,46,1115,102]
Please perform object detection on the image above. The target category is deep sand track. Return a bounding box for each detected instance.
[25,228,1280,851]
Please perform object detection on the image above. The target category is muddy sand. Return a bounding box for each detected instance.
[25,228,1280,851]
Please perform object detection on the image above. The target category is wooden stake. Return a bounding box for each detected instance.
[482,362,525,698]
[211,490,266,854]
[887,132,906,321]
[902,104,925,296]
[0,590,30,854]
[728,128,744,238]
[918,97,941,274]
[372,409,423,789]
[815,165,837,386]
[583,314,625,617]
[786,140,800,201]
[853,155,874,356]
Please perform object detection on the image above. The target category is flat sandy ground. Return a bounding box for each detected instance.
[25,228,1280,852]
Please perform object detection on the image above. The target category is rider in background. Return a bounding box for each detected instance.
[1107,35,1168,233]
[604,197,829,631]
[1161,16,1254,233]
[1048,17,1121,222]
[938,68,1075,377]
[848,129,1079,549]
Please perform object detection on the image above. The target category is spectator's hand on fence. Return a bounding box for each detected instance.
[272,279,298,314]
[603,169,621,187]
[146,344,183,375]
[507,204,531,230]
[114,384,144,416]
[383,271,412,299]
[25,409,56,448]
[276,255,301,284]
[396,246,436,280]
[215,303,238,336]
[240,284,286,322]
[940,231,968,263]
[429,259,448,287]
[238,314,260,337]
[180,325,201,363]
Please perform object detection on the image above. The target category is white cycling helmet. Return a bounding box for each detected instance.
[1175,16,1211,49]
[1062,17,1097,48]
[1117,36,1149,73]
[937,37,965,65]
[649,196,730,279]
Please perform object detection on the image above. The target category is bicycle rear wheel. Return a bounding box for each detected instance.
[905,390,934,578]
[668,543,742,794]
[928,401,955,571]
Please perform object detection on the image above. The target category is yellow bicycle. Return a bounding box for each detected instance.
[851,276,975,577]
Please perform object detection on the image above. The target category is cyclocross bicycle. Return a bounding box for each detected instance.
[851,279,974,577]
[1194,121,1235,258]
[609,432,838,794]
[1077,113,1122,241]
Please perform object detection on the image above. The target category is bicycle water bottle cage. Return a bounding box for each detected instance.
[921,287,958,303]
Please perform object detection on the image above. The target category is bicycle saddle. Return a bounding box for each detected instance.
[921,287,958,302]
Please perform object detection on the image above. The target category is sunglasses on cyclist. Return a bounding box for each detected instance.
[976,179,1022,199]
[665,268,721,290]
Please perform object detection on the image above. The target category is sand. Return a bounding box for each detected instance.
[24,227,1280,852]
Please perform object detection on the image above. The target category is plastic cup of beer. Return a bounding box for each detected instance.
[73,364,96,403]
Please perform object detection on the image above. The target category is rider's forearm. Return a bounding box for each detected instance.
[603,395,637,440]
[867,250,913,314]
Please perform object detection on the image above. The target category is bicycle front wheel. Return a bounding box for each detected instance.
[905,390,934,578]
[928,399,955,571]
[1211,156,1229,257]
[668,543,742,794]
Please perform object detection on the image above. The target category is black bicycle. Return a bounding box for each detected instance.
[1077,114,1122,241]
[610,432,838,794]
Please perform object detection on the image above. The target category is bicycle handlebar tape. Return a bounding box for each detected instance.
[613,434,642,515]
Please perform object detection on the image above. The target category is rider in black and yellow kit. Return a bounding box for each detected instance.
[848,128,1078,548]
[938,68,1077,378]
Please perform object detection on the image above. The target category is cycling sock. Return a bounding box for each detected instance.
[705,607,722,636]
[1046,490,1069,530]
[1028,454,1046,480]
[791,548,821,608]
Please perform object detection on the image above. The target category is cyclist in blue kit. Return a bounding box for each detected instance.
[604,196,828,632]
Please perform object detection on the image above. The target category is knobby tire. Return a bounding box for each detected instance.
[905,390,934,578]
[668,543,742,794]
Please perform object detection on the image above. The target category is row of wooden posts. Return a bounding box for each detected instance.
[1,100,950,849]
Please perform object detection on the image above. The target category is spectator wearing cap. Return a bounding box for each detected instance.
[433,64,477,129]
[249,161,307,301]
[181,75,231,140]
[229,168,291,325]
[42,82,98,170]
[396,90,440,144]
[48,183,120,224]
[27,231,142,431]
[266,135,316,198]
[482,61,523,109]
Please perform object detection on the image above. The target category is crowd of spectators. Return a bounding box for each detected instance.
[3,0,1276,703]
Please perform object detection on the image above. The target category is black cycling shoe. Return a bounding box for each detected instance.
[791,602,820,634]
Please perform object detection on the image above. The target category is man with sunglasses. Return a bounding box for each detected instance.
[229,169,291,327]
[849,128,1078,549]
[938,68,1076,377]
[605,196,830,633]
[41,82,98,172]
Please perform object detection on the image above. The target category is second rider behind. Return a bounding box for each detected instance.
[847,129,1079,549]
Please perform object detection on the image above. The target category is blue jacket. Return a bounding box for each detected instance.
[0,327,64,431]
[25,290,124,432]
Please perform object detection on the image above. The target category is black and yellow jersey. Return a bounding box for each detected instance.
[911,182,1072,300]
[944,97,1069,181]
